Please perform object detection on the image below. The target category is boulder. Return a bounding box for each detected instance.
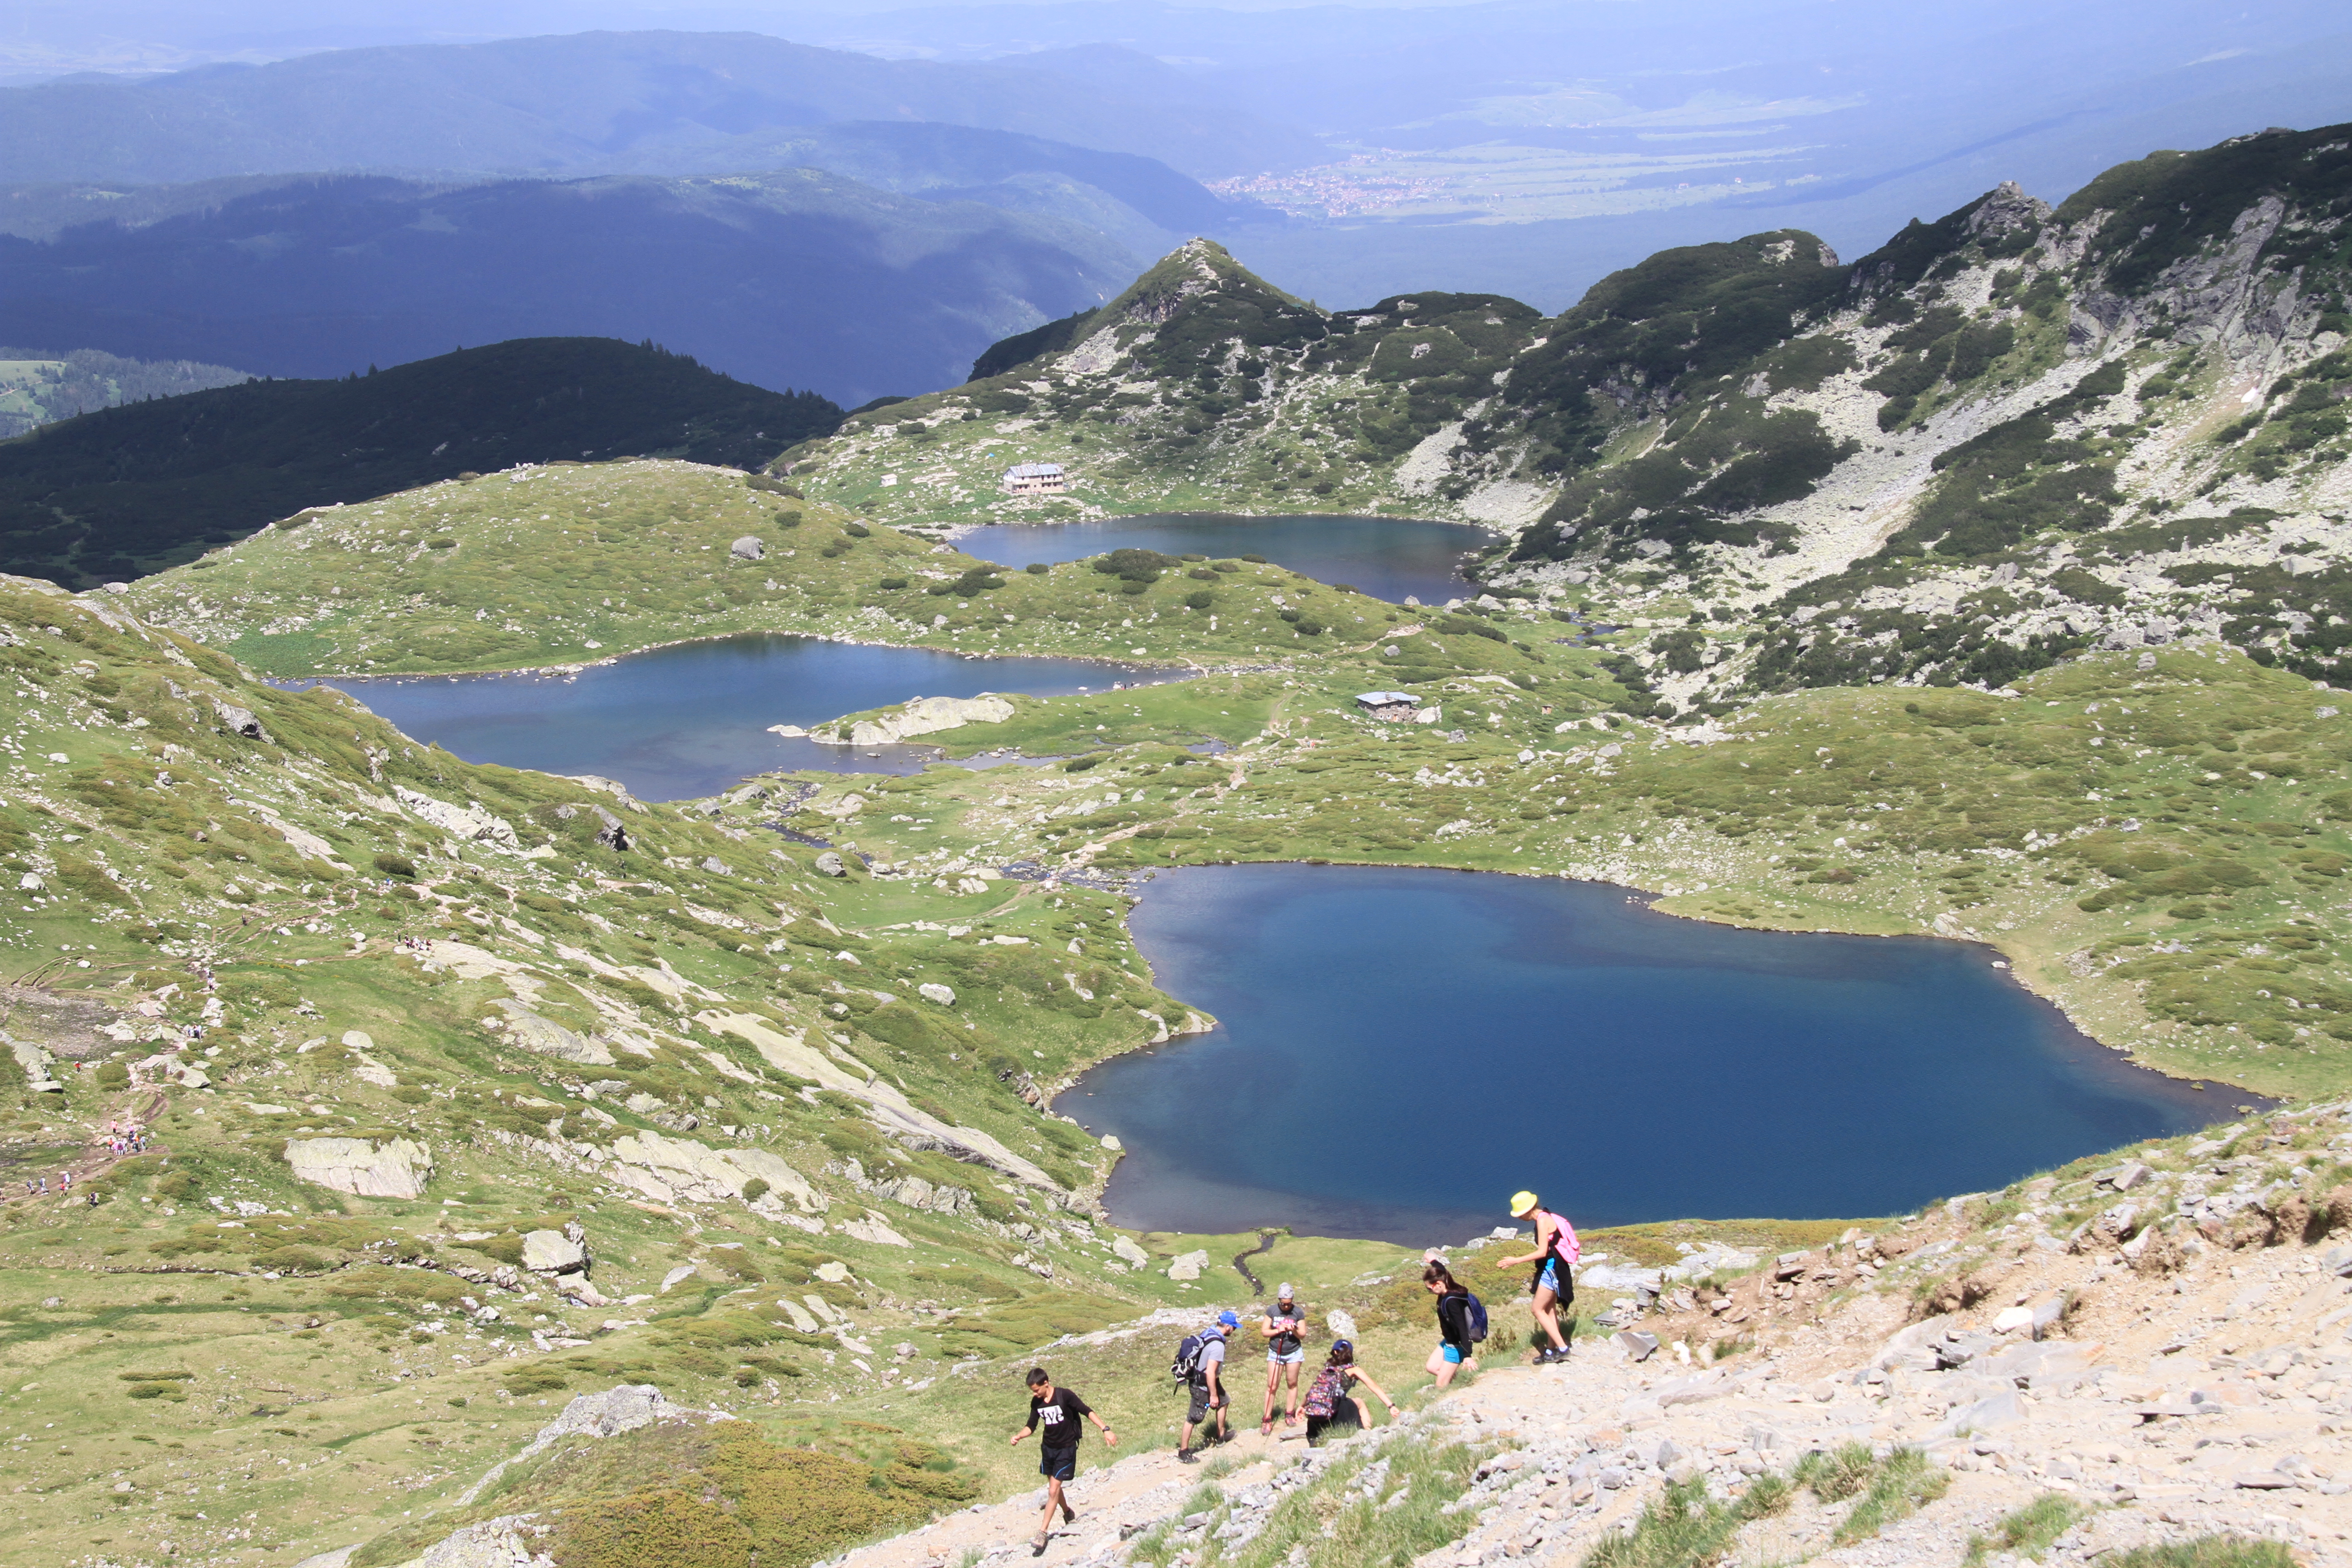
[731,535,766,561]
[494,1004,615,1066]
[395,786,518,847]
[1327,1308,1358,1341]
[285,1136,433,1199]
[1167,1249,1209,1281]
[918,982,956,1006]
[521,1230,588,1275]
[814,851,848,877]
[209,696,272,742]
[1111,1236,1150,1268]
[592,806,631,852]
[608,1130,823,1211]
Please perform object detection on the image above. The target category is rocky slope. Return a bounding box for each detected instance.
[394,1099,2352,1568]
[795,124,2352,723]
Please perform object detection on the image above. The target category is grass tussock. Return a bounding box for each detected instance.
[2109,1539,2300,1568]
[1962,1493,2089,1564]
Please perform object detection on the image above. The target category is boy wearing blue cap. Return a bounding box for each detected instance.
[1176,1309,1234,1462]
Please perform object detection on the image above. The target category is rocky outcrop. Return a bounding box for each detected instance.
[730,535,765,560]
[284,1135,433,1199]
[604,1129,824,1213]
[394,786,518,847]
[492,1002,615,1066]
[814,694,1014,747]
[453,1384,728,1508]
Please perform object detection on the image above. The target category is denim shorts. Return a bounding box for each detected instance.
[1269,1348,1304,1365]
[1537,1259,1560,1295]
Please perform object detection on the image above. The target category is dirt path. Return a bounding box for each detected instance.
[0,1086,167,1204]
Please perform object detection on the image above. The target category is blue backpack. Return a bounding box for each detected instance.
[1456,1291,1489,1343]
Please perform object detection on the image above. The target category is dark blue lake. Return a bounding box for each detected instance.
[1058,864,2226,1245]
[957,514,1494,605]
[284,635,1165,801]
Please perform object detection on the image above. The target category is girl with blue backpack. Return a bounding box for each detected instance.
[1422,1259,1484,1388]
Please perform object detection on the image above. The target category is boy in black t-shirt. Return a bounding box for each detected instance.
[1009,1367,1117,1556]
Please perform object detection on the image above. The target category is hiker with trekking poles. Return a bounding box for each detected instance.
[1493,1189,1579,1363]
[1301,1339,1396,1441]
[1259,1283,1310,1435]
[1422,1259,1485,1389]
[1009,1367,1115,1556]
[1172,1309,1234,1463]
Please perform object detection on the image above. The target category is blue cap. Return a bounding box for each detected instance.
[1332,1339,1353,1353]
[1217,1310,1239,1328]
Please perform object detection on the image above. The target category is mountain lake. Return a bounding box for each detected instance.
[285,634,1171,800]
[955,513,1494,604]
[1059,863,2230,1246]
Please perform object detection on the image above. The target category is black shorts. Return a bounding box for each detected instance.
[1039,1447,1077,1481]
[1304,1398,1363,1441]
[1186,1382,1226,1423]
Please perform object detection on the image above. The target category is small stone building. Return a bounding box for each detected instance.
[1355,691,1419,722]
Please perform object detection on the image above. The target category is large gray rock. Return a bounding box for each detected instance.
[394,786,518,846]
[814,851,848,877]
[1167,1249,1209,1281]
[521,1229,588,1274]
[918,982,956,1006]
[285,1136,433,1199]
[731,535,766,561]
[495,1003,615,1065]
[1112,1235,1150,1268]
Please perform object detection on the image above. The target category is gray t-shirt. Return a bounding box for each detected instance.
[1196,1332,1227,1381]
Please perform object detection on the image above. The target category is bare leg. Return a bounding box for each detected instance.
[1283,1362,1302,1424]
[1427,1346,1457,1389]
[1531,1285,1567,1352]
[1262,1362,1279,1434]
[1037,1477,1062,1549]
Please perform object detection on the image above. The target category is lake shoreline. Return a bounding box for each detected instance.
[1070,861,2247,1242]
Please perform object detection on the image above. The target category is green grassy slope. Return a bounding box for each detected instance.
[0,338,843,591]
[115,461,1489,678]
[0,569,1428,1564]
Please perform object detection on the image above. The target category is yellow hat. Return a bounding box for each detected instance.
[1509,1191,1539,1218]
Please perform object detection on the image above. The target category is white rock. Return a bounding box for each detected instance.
[394,785,519,846]
[918,982,956,1006]
[521,1230,588,1274]
[1167,1249,1209,1281]
[284,1136,433,1199]
[814,1261,853,1283]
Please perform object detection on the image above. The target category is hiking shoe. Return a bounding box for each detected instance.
[1177,1448,1198,1465]
[1062,1504,1078,1525]
[1031,1533,1049,1557]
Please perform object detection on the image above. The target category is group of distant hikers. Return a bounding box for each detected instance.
[1009,1191,1580,1555]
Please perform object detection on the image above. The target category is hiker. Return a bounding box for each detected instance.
[1176,1310,1234,1462]
[1301,1340,1396,1441]
[1423,1260,1481,1388]
[1258,1283,1309,1434]
[1008,1367,1115,1556]
[1494,1190,1579,1363]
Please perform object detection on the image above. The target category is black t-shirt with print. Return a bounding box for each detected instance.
[1028,1387,1092,1453]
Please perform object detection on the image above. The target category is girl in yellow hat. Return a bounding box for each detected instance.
[1494,1190,1578,1363]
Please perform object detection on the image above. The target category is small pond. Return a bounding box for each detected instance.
[285,634,1168,801]
[956,513,1494,605]
[1057,864,2228,1246]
